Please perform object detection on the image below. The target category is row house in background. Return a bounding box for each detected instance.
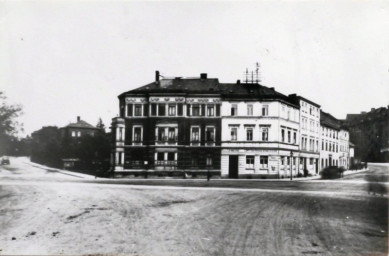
[338,127,350,169]
[111,71,351,178]
[220,83,300,178]
[319,111,341,169]
[289,95,321,175]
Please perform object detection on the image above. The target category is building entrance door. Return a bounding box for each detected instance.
[229,155,239,178]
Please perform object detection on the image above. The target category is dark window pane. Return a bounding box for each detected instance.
[158,104,165,116]
[177,104,183,116]
[151,104,157,116]
[216,105,220,116]
[127,104,133,116]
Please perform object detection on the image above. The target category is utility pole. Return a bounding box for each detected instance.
[290,151,293,180]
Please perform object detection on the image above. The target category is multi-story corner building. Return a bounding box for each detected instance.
[111,73,222,175]
[220,84,300,178]
[319,111,341,169]
[111,71,352,177]
[289,95,321,175]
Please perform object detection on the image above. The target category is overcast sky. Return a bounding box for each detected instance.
[1,1,389,136]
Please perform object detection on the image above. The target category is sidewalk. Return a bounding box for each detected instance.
[26,161,96,179]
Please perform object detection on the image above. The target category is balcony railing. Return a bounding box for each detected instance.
[155,160,177,166]
[155,136,178,144]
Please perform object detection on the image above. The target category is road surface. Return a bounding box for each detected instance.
[0,157,387,255]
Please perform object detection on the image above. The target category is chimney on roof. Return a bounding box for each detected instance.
[371,108,375,112]
[270,87,275,91]
[155,70,160,84]
[200,73,207,79]
[237,80,241,85]
[361,111,367,114]
[77,116,80,122]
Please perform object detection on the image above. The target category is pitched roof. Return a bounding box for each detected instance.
[63,120,99,130]
[320,110,341,130]
[119,77,298,107]
[288,94,321,108]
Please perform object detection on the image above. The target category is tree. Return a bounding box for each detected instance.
[0,91,23,137]
[96,117,106,132]
[0,91,23,155]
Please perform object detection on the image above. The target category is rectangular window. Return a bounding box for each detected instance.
[293,132,296,144]
[134,104,142,116]
[168,105,176,116]
[206,156,213,166]
[158,104,165,116]
[151,104,157,116]
[260,156,268,168]
[207,105,215,117]
[157,152,164,161]
[168,128,176,141]
[262,127,269,141]
[246,156,254,169]
[201,104,206,116]
[216,105,220,116]
[205,127,215,142]
[246,128,253,141]
[231,127,237,141]
[167,152,175,161]
[281,129,285,142]
[177,104,183,116]
[157,128,165,141]
[247,104,253,116]
[133,127,142,142]
[143,104,148,116]
[77,131,81,137]
[71,131,76,137]
[287,130,291,143]
[191,127,200,142]
[262,105,268,116]
[127,104,133,117]
[231,104,237,116]
[192,105,200,116]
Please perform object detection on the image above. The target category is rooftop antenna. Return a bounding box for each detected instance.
[255,62,261,83]
[251,70,254,84]
[245,68,249,84]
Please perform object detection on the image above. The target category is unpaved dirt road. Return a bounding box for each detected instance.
[0,158,387,255]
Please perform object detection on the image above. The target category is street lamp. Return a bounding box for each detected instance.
[290,151,293,181]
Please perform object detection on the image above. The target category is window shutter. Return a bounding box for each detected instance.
[127,104,133,116]
[201,104,206,116]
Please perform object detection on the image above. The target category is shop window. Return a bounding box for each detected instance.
[260,156,268,168]
[246,156,254,169]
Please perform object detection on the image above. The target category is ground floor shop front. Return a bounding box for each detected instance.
[221,149,320,178]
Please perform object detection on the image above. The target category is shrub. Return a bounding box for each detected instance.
[297,172,303,178]
[320,166,344,179]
